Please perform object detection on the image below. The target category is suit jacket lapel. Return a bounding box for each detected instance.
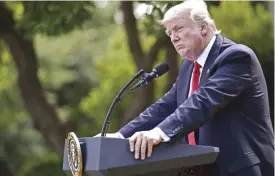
[199,34,223,86]
[182,62,193,101]
[177,60,193,104]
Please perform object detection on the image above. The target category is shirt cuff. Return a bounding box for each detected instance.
[116,132,125,139]
[151,127,170,142]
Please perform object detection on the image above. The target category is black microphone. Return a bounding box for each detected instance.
[101,69,145,136]
[129,62,170,91]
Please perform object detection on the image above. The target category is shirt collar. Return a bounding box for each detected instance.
[196,35,216,67]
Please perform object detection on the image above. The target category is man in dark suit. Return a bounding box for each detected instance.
[96,0,274,175]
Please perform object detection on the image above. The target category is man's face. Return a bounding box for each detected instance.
[164,17,206,61]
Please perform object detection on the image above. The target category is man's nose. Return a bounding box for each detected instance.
[170,32,179,43]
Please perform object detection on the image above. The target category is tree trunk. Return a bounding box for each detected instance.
[0,158,14,176]
[165,41,179,92]
[2,31,68,156]
[268,1,274,25]
[120,1,144,69]
[120,1,167,124]
[0,2,68,156]
[121,80,155,125]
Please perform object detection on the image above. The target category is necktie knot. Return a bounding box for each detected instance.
[194,62,201,74]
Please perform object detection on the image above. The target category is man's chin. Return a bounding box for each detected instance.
[178,52,189,59]
[177,49,189,57]
[177,50,186,57]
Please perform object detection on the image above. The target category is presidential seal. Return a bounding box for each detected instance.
[67,132,83,176]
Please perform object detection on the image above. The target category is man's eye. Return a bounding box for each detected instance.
[176,27,184,31]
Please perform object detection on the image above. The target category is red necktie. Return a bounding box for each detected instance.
[188,61,201,145]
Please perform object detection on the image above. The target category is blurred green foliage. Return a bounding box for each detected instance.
[80,28,135,132]
[210,1,273,57]
[0,1,273,176]
[20,2,95,37]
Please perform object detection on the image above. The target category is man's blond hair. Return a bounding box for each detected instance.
[159,0,221,37]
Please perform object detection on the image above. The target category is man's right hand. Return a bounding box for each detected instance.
[94,132,124,139]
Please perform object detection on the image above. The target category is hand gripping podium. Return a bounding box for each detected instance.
[63,135,219,176]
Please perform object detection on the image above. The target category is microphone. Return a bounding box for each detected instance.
[129,62,170,91]
[100,63,169,137]
[101,69,145,136]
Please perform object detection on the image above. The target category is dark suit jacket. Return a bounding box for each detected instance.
[119,34,274,176]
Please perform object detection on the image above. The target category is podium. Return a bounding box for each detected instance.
[63,136,219,176]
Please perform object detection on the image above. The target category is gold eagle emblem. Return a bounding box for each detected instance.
[67,132,83,176]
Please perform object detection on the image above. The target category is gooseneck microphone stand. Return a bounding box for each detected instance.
[101,69,145,137]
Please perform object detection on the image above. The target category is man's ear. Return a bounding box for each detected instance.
[200,22,208,36]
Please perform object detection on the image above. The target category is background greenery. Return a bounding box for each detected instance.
[0,1,273,176]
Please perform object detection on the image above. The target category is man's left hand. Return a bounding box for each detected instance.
[129,130,163,160]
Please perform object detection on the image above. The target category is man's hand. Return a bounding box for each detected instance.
[129,131,163,160]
